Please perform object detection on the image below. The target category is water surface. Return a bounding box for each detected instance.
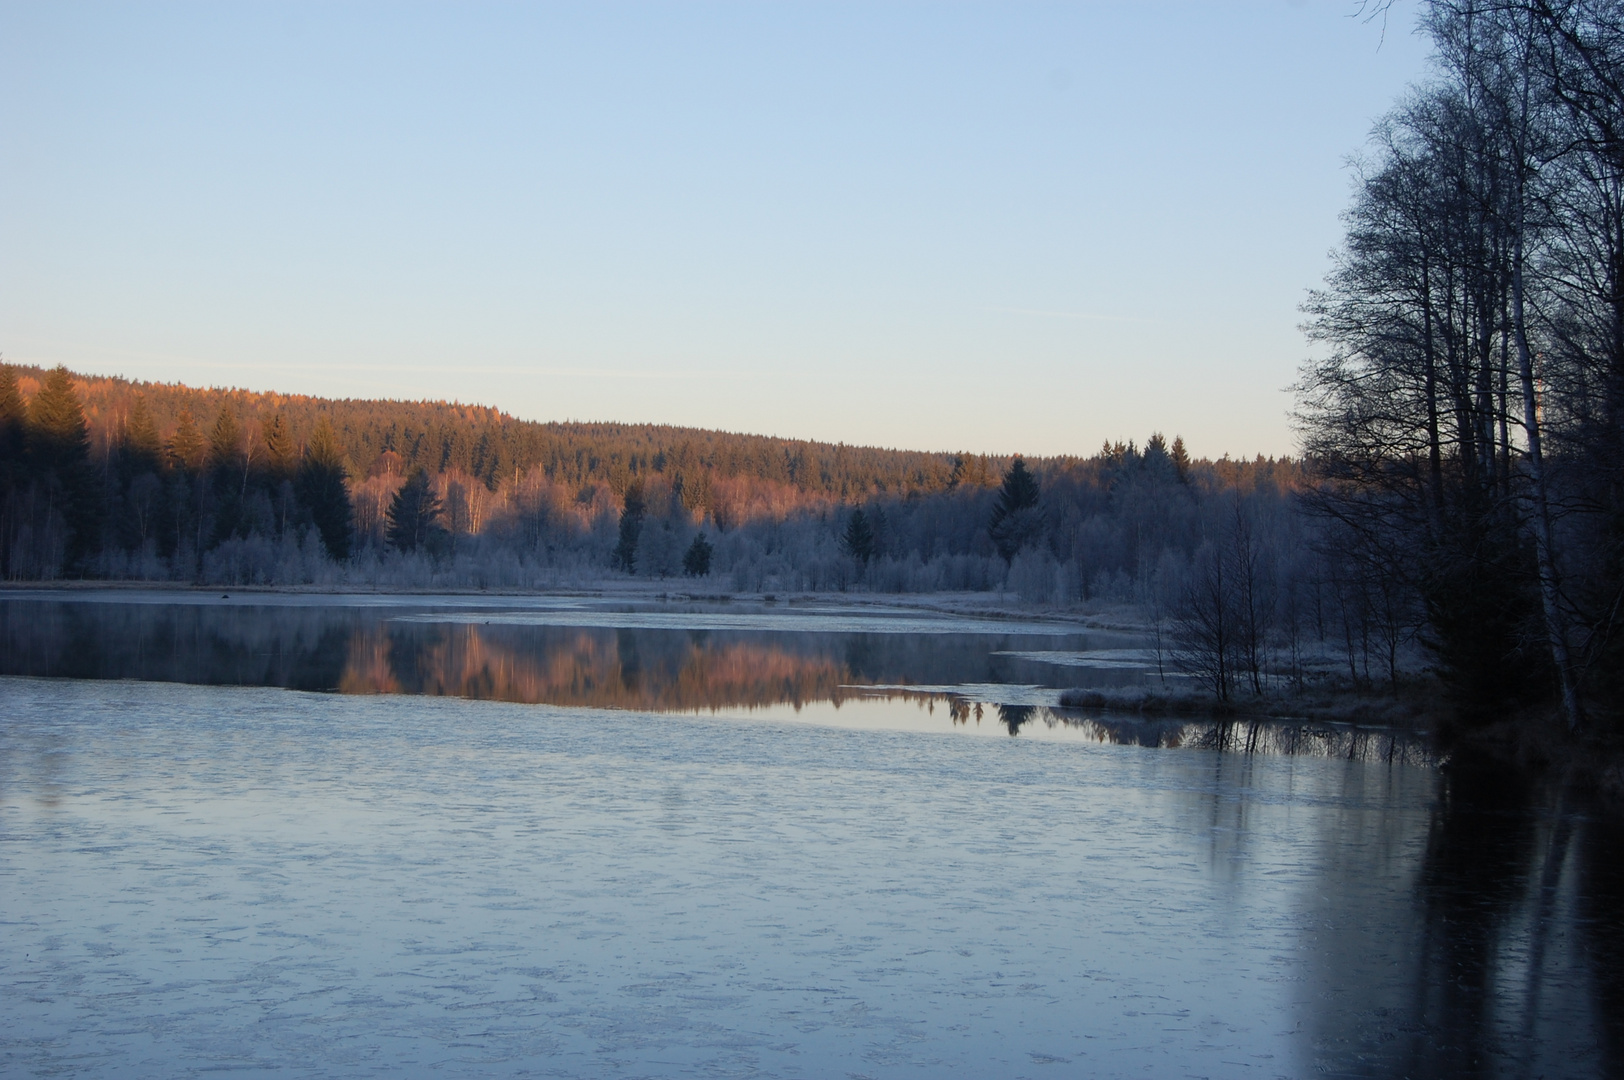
[1,593,1617,1077]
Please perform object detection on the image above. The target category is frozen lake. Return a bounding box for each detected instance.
[1,594,1619,1077]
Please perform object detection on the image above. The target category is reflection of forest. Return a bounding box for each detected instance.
[339,624,854,711]
[1288,759,1624,1078]
[0,599,1087,711]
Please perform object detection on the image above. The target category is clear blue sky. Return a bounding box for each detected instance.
[0,1,1430,458]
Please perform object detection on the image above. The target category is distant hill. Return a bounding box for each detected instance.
[1,362,1303,599]
[7,364,1000,500]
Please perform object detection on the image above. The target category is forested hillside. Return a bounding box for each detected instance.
[0,364,1310,607]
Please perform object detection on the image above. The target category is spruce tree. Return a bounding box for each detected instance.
[168,410,206,471]
[841,509,875,565]
[683,531,714,577]
[28,366,90,473]
[386,468,444,553]
[261,413,295,479]
[1169,436,1190,483]
[27,366,97,570]
[125,396,163,468]
[613,480,646,572]
[988,456,1041,563]
[208,406,242,471]
[297,417,353,560]
[0,364,25,462]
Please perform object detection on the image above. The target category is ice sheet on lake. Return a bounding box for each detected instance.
[0,677,1604,1080]
[992,648,1159,669]
[395,608,1082,635]
[0,587,598,610]
[846,682,1062,707]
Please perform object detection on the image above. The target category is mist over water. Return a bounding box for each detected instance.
[1,594,1617,1077]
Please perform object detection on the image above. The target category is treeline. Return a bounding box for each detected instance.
[1297,0,1624,735]
[0,362,1324,607]
[1,366,354,583]
[5,364,979,504]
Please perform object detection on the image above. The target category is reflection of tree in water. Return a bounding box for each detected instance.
[1292,759,1620,1079]
[1405,759,1543,1077]
[339,623,856,711]
[1580,813,1624,1070]
[0,599,357,690]
[996,703,1035,736]
[946,697,982,726]
[4,599,1133,711]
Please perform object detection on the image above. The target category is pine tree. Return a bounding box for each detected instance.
[297,417,353,560]
[28,366,90,473]
[168,410,206,471]
[125,396,163,468]
[0,364,25,462]
[26,366,97,570]
[683,531,714,577]
[841,509,875,565]
[261,413,295,479]
[208,406,242,471]
[613,480,646,572]
[988,456,1041,563]
[386,468,444,553]
[1169,436,1190,483]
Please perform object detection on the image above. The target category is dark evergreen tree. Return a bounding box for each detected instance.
[167,410,206,472]
[988,457,1041,562]
[0,364,29,576]
[206,405,247,543]
[27,366,98,570]
[28,366,90,473]
[207,405,242,472]
[297,417,353,560]
[841,508,876,565]
[386,468,444,553]
[260,413,295,480]
[0,364,25,462]
[613,480,646,572]
[683,531,714,577]
[124,396,163,470]
[1169,436,1190,483]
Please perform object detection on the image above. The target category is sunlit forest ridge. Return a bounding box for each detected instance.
[0,362,1303,603]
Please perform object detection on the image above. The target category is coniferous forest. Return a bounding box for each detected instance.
[0,362,1299,605]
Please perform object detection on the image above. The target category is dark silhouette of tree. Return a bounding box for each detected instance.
[298,417,353,560]
[947,453,993,488]
[125,396,162,469]
[260,413,295,479]
[683,532,713,577]
[28,366,90,474]
[988,456,1041,562]
[167,410,205,472]
[26,366,97,570]
[613,480,645,572]
[997,703,1035,736]
[842,508,875,565]
[1169,436,1190,482]
[386,468,444,553]
[0,365,24,461]
[207,406,243,472]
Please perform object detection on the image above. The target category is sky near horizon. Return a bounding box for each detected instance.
[0,2,1431,459]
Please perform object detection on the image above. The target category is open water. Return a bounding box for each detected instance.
[0,592,1618,1078]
